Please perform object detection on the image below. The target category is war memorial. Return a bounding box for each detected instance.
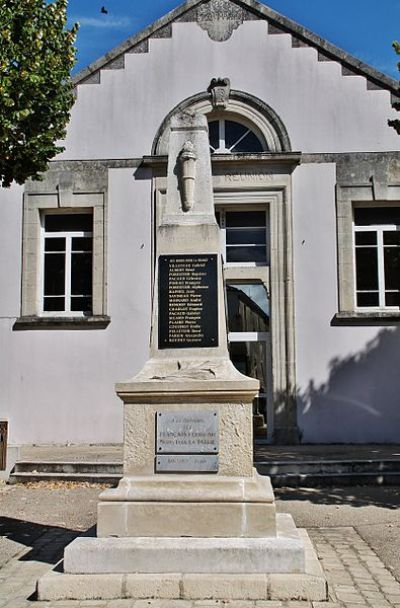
[36,113,328,601]
[1,0,400,598]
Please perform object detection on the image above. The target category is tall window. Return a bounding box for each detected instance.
[208,118,265,154]
[354,207,400,309]
[42,213,93,315]
[216,209,268,264]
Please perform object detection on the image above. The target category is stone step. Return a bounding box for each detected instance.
[9,470,121,485]
[10,458,400,486]
[259,470,400,487]
[37,525,328,602]
[13,460,122,474]
[255,458,400,475]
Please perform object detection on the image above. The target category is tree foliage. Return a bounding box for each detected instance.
[0,0,78,187]
[389,41,400,135]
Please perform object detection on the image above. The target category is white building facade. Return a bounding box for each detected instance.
[1,0,400,446]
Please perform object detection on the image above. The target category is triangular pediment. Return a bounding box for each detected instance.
[73,0,398,102]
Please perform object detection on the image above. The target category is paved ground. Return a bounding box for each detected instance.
[274,486,400,582]
[0,481,399,607]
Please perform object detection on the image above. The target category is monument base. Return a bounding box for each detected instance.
[36,517,328,602]
[97,472,277,538]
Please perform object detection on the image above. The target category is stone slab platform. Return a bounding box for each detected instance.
[37,528,327,601]
[66,513,303,574]
[65,513,303,574]
[64,535,304,575]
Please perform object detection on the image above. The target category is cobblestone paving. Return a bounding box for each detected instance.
[0,526,400,607]
[309,527,400,608]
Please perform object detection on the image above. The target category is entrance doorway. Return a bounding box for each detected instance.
[226,283,271,439]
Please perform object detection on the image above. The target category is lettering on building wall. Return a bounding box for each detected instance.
[223,172,274,182]
[158,254,218,349]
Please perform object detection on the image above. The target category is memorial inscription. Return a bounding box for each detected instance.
[158,254,218,349]
[155,410,219,473]
[156,411,219,453]
[156,455,219,473]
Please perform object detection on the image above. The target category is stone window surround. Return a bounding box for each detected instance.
[14,166,109,330]
[214,179,297,444]
[215,191,272,442]
[153,90,292,156]
[335,182,400,326]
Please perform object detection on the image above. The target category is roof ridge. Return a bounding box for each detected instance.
[72,0,399,96]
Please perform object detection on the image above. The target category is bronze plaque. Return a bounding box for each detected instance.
[158,254,218,349]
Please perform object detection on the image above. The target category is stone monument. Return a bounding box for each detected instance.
[37,112,327,602]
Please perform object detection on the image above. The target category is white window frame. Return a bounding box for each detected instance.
[353,220,400,311]
[209,117,266,154]
[228,331,268,342]
[40,214,93,317]
[216,205,270,268]
[336,182,400,318]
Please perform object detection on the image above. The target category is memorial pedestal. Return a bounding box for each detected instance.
[97,360,275,539]
[37,521,327,601]
[37,358,328,601]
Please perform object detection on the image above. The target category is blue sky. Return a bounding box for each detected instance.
[66,0,400,80]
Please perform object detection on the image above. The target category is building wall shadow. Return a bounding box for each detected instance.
[297,327,400,443]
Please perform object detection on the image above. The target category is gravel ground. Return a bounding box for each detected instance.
[0,481,104,569]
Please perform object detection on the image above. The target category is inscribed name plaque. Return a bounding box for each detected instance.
[156,411,219,453]
[156,411,219,473]
[156,455,219,473]
[158,254,218,349]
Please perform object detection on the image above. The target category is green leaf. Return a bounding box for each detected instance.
[0,0,78,188]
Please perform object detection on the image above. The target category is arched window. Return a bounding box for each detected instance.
[208,118,265,154]
[152,90,291,155]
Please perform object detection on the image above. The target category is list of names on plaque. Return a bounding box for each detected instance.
[159,254,218,349]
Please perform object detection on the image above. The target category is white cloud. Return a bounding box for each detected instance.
[72,16,132,29]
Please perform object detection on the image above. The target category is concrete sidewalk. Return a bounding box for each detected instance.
[0,482,399,607]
